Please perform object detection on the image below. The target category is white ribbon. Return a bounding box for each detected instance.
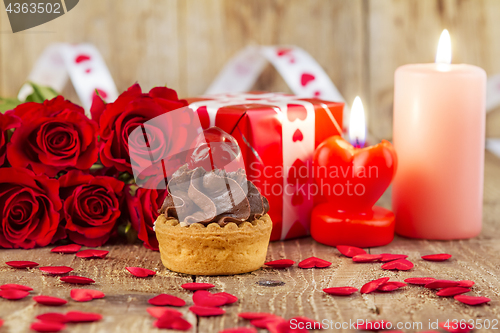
[18,43,118,116]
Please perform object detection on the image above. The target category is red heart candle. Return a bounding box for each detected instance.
[311,97,397,248]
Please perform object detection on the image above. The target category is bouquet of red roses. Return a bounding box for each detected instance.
[0,83,187,251]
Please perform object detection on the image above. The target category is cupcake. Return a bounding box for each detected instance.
[154,127,272,275]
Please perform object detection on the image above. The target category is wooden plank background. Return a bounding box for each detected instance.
[1,0,500,139]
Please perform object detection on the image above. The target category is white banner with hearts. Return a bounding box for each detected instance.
[18,43,118,116]
[205,45,348,128]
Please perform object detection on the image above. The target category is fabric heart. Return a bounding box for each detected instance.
[380,254,408,262]
[65,311,102,323]
[60,276,95,285]
[154,312,191,331]
[298,256,331,269]
[148,294,185,307]
[0,289,30,300]
[6,260,39,268]
[300,73,315,87]
[192,290,228,307]
[336,245,366,258]
[214,292,238,304]
[454,295,491,306]
[51,244,81,253]
[352,254,382,263]
[189,305,225,317]
[381,259,414,271]
[75,249,109,259]
[39,266,74,275]
[30,322,65,333]
[0,284,32,291]
[360,277,390,294]
[287,104,307,121]
[75,54,91,63]
[70,289,105,302]
[147,307,183,319]
[126,267,156,278]
[181,282,214,291]
[323,286,358,296]
[36,313,68,323]
[377,281,407,292]
[33,295,67,306]
[292,129,303,142]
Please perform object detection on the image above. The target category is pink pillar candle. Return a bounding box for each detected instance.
[392,34,486,240]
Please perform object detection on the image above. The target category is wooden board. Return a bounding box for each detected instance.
[1,152,500,332]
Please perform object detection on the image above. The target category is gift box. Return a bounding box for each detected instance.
[187,92,343,240]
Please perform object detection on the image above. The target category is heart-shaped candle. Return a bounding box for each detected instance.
[311,97,397,248]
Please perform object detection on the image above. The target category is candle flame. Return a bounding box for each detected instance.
[349,96,366,147]
[435,29,452,64]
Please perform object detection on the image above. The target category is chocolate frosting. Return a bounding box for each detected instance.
[160,165,270,226]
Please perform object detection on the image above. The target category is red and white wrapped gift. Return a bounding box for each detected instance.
[187,92,343,240]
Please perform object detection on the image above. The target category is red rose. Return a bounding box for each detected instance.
[59,170,124,247]
[126,176,167,250]
[0,112,21,166]
[94,83,188,175]
[0,168,62,249]
[7,96,99,177]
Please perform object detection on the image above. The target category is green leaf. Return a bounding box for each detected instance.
[24,82,59,103]
[0,97,22,113]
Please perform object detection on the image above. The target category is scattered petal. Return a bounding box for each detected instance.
[352,254,382,263]
[422,254,452,262]
[425,280,460,289]
[39,266,73,275]
[65,311,102,323]
[126,267,156,278]
[380,254,408,262]
[148,294,186,307]
[457,280,475,288]
[238,312,276,320]
[193,290,228,307]
[439,321,474,333]
[219,328,257,333]
[189,305,226,316]
[36,313,68,323]
[181,283,215,291]
[436,287,471,297]
[377,281,407,292]
[360,277,390,294]
[147,307,183,319]
[30,321,65,332]
[70,289,105,302]
[357,320,392,331]
[0,284,32,291]
[404,277,436,285]
[454,295,491,306]
[0,289,30,300]
[381,259,414,271]
[336,245,366,257]
[154,312,192,330]
[298,257,332,269]
[6,261,39,268]
[264,259,295,269]
[60,276,95,285]
[33,296,67,306]
[215,292,238,305]
[75,249,109,259]
[323,286,358,296]
[51,244,81,254]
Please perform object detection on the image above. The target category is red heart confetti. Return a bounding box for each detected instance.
[360,277,390,294]
[0,284,32,291]
[377,281,407,292]
[60,276,95,285]
[424,280,460,289]
[126,267,156,278]
[75,249,109,259]
[298,257,332,269]
[251,316,285,329]
[336,245,366,258]
[189,305,225,317]
[215,292,238,305]
[33,296,67,306]
[381,259,414,271]
[380,254,408,262]
[292,129,304,142]
[323,286,358,296]
[154,312,192,331]
[147,307,183,319]
[148,294,186,307]
[36,313,68,323]
[352,254,382,263]
[220,328,257,333]
[300,73,315,87]
[181,282,215,291]
[238,312,276,320]
[357,320,392,331]
[264,259,295,269]
[436,287,471,297]
[454,294,491,306]
[51,244,81,254]
[422,253,452,262]
[39,266,74,275]
[457,280,475,288]
[6,260,39,268]
[65,311,102,323]
[0,289,30,300]
[30,321,66,332]
[193,290,228,307]
[404,277,436,285]
[439,321,474,333]
[70,289,105,302]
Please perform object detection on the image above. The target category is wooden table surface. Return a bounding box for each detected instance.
[2,152,500,333]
